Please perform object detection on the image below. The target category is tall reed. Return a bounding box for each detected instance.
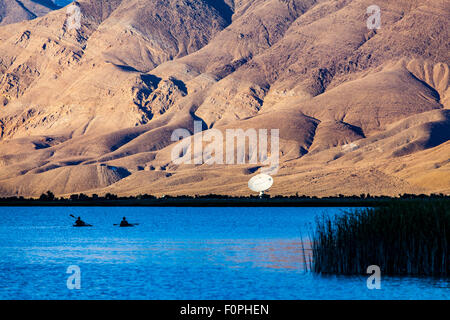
[312,200,449,276]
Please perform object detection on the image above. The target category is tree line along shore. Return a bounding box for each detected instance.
[0,192,448,207]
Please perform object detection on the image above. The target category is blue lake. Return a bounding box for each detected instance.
[0,207,448,300]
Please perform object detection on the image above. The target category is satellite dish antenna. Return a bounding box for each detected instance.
[248,173,273,197]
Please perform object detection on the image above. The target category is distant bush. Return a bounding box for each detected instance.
[39,191,55,201]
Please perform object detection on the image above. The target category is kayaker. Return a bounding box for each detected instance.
[75,217,86,227]
[120,217,131,227]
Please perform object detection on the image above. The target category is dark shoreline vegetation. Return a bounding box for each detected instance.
[311,200,449,277]
[0,192,448,207]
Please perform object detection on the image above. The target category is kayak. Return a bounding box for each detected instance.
[73,224,93,227]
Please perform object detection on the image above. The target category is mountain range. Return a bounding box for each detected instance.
[0,0,448,197]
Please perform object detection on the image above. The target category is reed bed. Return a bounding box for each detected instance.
[311,200,449,276]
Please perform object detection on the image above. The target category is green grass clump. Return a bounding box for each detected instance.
[312,200,449,276]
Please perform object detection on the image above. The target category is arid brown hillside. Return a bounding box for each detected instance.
[0,0,449,197]
[0,0,59,26]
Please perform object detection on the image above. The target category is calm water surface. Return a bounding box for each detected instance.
[0,207,448,299]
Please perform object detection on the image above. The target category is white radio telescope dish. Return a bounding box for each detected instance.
[248,173,273,196]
